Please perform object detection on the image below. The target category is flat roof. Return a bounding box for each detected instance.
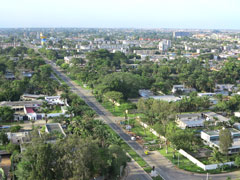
[212,139,240,149]
[45,123,66,137]
[0,100,43,107]
[150,95,181,102]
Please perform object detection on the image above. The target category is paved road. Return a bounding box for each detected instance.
[49,60,240,180]
[26,43,240,180]
[125,159,152,180]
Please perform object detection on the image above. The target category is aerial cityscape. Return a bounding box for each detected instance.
[1,0,240,180]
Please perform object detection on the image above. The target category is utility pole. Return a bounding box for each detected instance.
[178,152,180,167]
[206,173,209,180]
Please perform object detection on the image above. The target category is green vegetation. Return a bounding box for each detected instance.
[159,147,205,173]
[128,119,159,142]
[101,101,136,117]
[0,48,60,101]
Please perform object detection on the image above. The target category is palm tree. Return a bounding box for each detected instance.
[66,106,74,121]
[93,120,108,147]
[209,148,222,164]
[41,101,50,124]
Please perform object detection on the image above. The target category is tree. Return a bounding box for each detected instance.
[219,128,233,157]
[104,91,123,104]
[10,125,22,133]
[234,156,240,168]
[6,142,20,154]
[0,131,9,145]
[0,106,14,122]
[209,148,222,164]
[15,135,57,180]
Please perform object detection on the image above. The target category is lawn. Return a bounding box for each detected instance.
[159,147,205,173]
[48,105,62,113]
[73,80,92,90]
[128,119,159,142]
[101,101,137,117]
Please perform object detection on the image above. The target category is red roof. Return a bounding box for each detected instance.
[26,107,35,113]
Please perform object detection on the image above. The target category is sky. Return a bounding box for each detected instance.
[0,0,240,29]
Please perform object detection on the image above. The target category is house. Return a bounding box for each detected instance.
[150,95,181,102]
[45,123,66,137]
[22,71,33,78]
[45,96,65,105]
[0,100,43,111]
[43,123,66,143]
[215,84,235,92]
[21,94,45,101]
[176,112,229,129]
[197,93,216,97]
[139,89,154,98]
[201,128,240,154]
[7,131,29,144]
[24,107,38,120]
[172,85,196,94]
[5,72,15,80]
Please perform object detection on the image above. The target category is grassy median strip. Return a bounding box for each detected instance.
[106,126,153,174]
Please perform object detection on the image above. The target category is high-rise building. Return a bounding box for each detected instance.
[173,31,190,38]
[159,40,171,51]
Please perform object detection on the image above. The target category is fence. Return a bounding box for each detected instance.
[179,149,235,170]
[138,119,166,141]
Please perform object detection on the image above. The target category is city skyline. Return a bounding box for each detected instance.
[1,0,240,29]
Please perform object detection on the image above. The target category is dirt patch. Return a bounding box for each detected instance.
[0,155,11,178]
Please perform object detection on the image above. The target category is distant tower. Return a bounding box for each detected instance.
[40,33,47,45]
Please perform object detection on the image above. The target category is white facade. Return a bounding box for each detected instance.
[159,40,171,51]
[45,96,65,105]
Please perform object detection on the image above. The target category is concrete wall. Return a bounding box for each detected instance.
[179,149,235,170]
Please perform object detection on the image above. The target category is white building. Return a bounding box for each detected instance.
[45,96,65,105]
[172,85,196,94]
[201,128,240,154]
[159,40,171,52]
[150,95,181,102]
[176,112,229,129]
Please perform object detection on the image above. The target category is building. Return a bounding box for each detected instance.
[173,31,190,38]
[215,84,235,92]
[201,128,240,154]
[139,89,154,98]
[45,96,65,105]
[5,72,15,80]
[176,112,229,129]
[21,94,45,101]
[7,131,29,144]
[197,93,216,97]
[172,85,196,94]
[159,40,171,52]
[150,95,181,102]
[45,123,66,136]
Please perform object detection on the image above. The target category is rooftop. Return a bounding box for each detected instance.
[45,123,66,137]
[0,100,43,107]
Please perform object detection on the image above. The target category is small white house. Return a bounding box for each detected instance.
[24,107,37,120]
[45,96,65,105]
[172,85,196,94]
[7,132,29,144]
